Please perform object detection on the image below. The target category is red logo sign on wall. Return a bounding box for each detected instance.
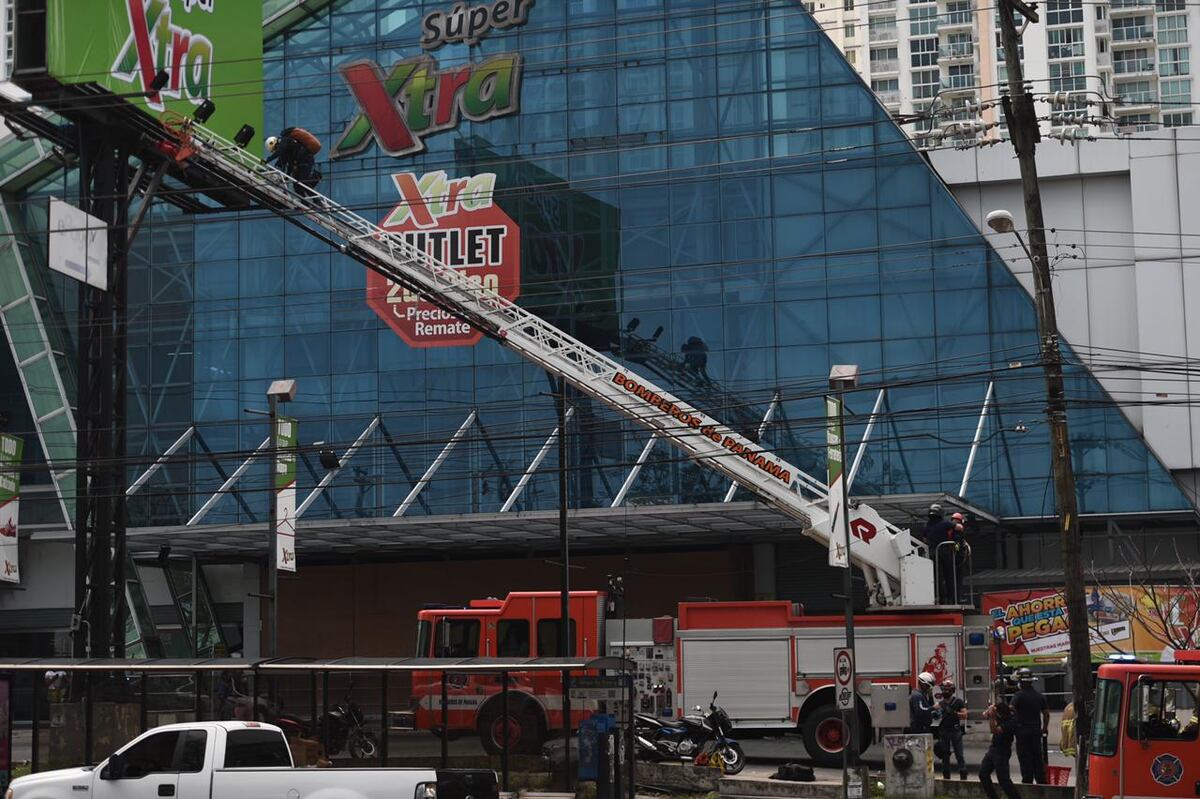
[368,171,520,348]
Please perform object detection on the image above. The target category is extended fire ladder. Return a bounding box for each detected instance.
[175,122,935,608]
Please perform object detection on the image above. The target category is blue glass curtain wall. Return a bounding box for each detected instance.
[100,0,1191,526]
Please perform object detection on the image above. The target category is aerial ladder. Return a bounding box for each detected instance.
[168,120,936,608]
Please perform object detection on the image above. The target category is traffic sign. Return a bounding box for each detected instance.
[834,647,854,711]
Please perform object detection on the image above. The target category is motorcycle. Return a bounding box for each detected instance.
[320,695,379,760]
[635,690,745,775]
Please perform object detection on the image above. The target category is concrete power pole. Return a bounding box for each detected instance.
[996,2,1092,793]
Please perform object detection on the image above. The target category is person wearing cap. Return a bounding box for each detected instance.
[936,512,970,605]
[936,679,969,779]
[908,671,936,734]
[920,503,952,555]
[980,701,1022,799]
[1010,667,1049,783]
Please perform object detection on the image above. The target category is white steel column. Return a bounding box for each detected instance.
[723,392,781,502]
[846,389,886,492]
[500,408,575,513]
[126,426,196,497]
[959,382,995,497]
[394,410,477,517]
[187,436,272,525]
[297,415,380,518]
[610,434,658,508]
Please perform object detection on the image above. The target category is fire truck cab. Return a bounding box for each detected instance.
[1088,652,1200,799]
[411,591,605,754]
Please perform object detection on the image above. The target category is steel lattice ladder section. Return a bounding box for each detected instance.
[178,122,935,607]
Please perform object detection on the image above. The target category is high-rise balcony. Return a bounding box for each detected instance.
[869,0,897,13]
[877,89,903,105]
[941,73,978,93]
[939,41,976,60]
[870,25,899,42]
[940,10,974,29]
[870,58,900,73]
[1112,25,1155,42]
[1110,0,1155,15]
[1113,57,1156,74]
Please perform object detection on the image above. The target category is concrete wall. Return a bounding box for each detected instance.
[273,547,754,658]
[932,130,1200,502]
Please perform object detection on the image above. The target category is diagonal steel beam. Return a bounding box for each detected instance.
[394,411,477,518]
[959,381,995,497]
[187,436,271,526]
[500,408,575,513]
[847,389,886,492]
[724,391,781,503]
[126,426,195,497]
[298,415,381,518]
[610,434,658,508]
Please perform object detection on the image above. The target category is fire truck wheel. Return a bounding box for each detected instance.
[801,704,857,769]
[478,702,545,755]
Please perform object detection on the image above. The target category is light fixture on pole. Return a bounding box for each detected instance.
[265,379,296,660]
[828,364,859,799]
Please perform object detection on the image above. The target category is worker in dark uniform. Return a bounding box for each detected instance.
[1010,667,1049,784]
[920,503,952,551]
[265,127,322,191]
[979,701,1021,799]
[936,679,969,780]
[908,671,936,734]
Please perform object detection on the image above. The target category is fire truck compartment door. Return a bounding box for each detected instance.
[795,634,910,677]
[681,638,793,725]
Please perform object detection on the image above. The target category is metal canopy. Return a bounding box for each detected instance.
[109,501,805,558]
[0,656,634,673]
[853,492,1001,526]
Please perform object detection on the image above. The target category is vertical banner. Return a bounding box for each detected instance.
[0,677,9,794]
[0,434,22,584]
[826,396,849,568]
[274,417,297,573]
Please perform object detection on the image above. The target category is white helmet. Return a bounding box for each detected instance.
[265,136,279,152]
[918,671,936,688]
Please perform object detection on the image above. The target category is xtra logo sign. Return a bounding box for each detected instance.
[368,171,521,348]
[333,54,522,160]
[111,0,215,112]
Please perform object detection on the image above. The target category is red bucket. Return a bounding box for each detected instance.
[1046,765,1072,786]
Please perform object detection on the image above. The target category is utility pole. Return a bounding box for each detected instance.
[557,378,571,657]
[996,3,1092,793]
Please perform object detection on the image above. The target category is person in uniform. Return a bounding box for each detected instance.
[1010,668,1049,783]
[936,679,969,779]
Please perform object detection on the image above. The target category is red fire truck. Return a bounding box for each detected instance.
[411,591,607,753]
[1088,651,1200,799]
[411,591,994,765]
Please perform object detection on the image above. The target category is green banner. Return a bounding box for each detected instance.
[0,434,24,584]
[826,396,843,487]
[45,0,263,148]
[274,416,297,573]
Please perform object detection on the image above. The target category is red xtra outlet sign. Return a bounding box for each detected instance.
[369,170,520,347]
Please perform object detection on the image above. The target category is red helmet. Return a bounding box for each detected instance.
[951,512,965,522]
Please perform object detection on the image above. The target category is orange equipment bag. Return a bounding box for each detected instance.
[285,127,322,154]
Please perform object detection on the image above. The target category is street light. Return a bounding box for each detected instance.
[266,379,296,660]
[828,364,858,799]
[986,209,1039,265]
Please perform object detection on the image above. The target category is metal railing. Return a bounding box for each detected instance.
[942,73,978,89]
[934,540,975,607]
[871,58,900,72]
[1114,58,1156,73]
[939,42,976,58]
[870,25,899,41]
[1113,25,1155,41]
[877,89,903,104]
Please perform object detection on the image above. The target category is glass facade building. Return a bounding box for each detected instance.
[6,0,1193,541]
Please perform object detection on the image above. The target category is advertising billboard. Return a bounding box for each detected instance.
[0,434,22,585]
[983,586,1200,665]
[369,170,520,348]
[23,0,262,147]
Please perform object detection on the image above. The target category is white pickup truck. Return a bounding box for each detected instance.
[6,721,498,799]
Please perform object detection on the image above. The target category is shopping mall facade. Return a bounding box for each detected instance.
[1,0,1197,659]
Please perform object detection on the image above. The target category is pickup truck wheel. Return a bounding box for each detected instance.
[479,703,544,755]
[801,705,853,769]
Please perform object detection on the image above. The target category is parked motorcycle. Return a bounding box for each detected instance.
[320,695,380,760]
[634,690,745,775]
